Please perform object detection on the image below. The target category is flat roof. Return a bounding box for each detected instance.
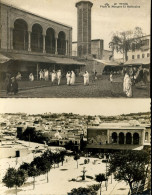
[0,1,72,29]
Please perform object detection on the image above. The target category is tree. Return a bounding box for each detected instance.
[107,150,149,194]
[74,154,80,169]
[70,187,97,195]
[95,173,107,195]
[109,27,144,62]
[2,168,27,195]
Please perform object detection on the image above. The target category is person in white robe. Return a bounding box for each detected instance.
[57,70,62,85]
[44,69,49,81]
[123,72,132,97]
[29,73,34,81]
[39,69,44,80]
[66,71,71,85]
[70,71,75,85]
[110,72,113,83]
[83,71,89,85]
[51,70,56,85]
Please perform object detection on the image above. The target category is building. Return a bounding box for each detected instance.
[113,35,150,64]
[86,122,151,152]
[0,2,85,80]
[75,0,93,57]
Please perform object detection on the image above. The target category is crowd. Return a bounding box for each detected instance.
[4,66,149,97]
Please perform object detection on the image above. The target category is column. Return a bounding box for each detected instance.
[131,134,134,144]
[10,27,14,50]
[55,37,58,55]
[117,134,119,144]
[43,34,46,53]
[124,134,126,144]
[28,31,31,52]
[65,40,68,55]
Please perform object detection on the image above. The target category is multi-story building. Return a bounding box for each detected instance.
[0,2,84,79]
[113,35,150,65]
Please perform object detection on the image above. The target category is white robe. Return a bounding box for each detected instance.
[51,72,56,83]
[57,71,61,85]
[39,71,44,80]
[70,71,75,85]
[66,73,71,85]
[29,74,34,81]
[44,70,49,81]
[110,74,113,82]
[123,74,132,97]
[83,72,89,85]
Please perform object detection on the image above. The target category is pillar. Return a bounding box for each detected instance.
[66,40,68,55]
[43,34,46,53]
[10,27,14,50]
[131,134,134,144]
[124,135,126,144]
[28,31,31,52]
[55,37,58,55]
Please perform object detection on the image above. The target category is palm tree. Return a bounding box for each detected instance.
[95,173,107,195]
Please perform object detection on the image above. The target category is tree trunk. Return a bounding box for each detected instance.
[16,185,17,195]
[33,176,35,190]
[47,172,49,183]
[128,181,133,194]
[77,160,78,169]
[100,183,101,195]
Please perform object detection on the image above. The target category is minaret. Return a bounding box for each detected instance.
[76,1,93,58]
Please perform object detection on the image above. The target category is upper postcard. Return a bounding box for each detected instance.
[0,0,150,98]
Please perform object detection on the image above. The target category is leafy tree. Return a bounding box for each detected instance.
[74,154,80,169]
[70,187,97,195]
[2,168,27,195]
[109,27,144,62]
[107,150,149,194]
[95,173,107,195]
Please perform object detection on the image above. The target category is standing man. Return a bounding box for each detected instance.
[39,69,44,80]
[51,70,56,85]
[57,70,62,85]
[70,71,75,85]
[66,71,71,85]
[83,71,89,85]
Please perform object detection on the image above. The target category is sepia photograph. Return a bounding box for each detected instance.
[0,0,150,98]
[0,99,151,195]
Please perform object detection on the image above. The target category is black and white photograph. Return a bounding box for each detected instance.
[0,99,151,195]
[0,0,150,98]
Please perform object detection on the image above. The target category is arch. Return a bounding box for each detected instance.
[45,28,55,54]
[133,133,139,145]
[126,132,132,144]
[145,132,148,141]
[112,132,117,143]
[57,31,66,55]
[13,19,28,50]
[31,23,43,52]
[119,132,124,144]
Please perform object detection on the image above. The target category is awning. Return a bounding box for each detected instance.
[124,58,150,65]
[0,53,11,63]
[46,56,85,65]
[0,53,85,66]
[6,53,55,63]
[94,59,120,66]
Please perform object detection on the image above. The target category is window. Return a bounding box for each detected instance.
[147,53,150,57]
[132,55,134,59]
[137,55,140,59]
[145,132,148,141]
[142,54,145,58]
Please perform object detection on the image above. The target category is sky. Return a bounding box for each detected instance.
[2,0,151,50]
[0,99,150,116]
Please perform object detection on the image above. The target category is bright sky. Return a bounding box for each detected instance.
[2,0,150,50]
[0,99,150,116]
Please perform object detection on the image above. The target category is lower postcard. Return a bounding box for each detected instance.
[0,98,151,195]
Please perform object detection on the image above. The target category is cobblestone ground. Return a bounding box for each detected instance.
[0,76,150,98]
